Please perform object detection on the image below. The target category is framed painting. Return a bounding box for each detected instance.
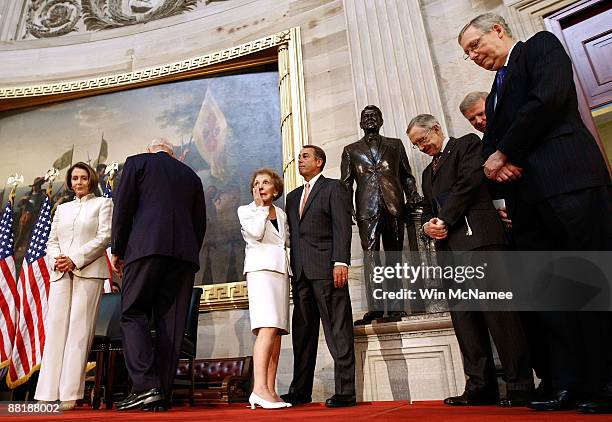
[0,28,308,311]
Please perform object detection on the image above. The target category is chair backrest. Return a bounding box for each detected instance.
[94,292,122,339]
[185,287,203,343]
[192,357,252,383]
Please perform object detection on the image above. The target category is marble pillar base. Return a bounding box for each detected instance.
[354,313,465,401]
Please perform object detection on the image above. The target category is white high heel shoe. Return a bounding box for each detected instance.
[249,392,287,409]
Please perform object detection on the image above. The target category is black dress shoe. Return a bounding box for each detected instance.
[116,387,164,411]
[279,393,312,406]
[354,311,384,326]
[527,389,576,411]
[325,394,356,408]
[443,391,498,406]
[141,400,169,412]
[578,397,612,414]
[499,391,533,407]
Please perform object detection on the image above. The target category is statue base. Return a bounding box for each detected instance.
[354,312,465,401]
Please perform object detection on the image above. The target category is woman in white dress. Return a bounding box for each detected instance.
[34,162,112,410]
[238,168,291,410]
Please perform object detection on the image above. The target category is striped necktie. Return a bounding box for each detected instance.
[300,182,310,217]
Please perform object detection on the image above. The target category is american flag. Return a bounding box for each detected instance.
[0,201,18,369]
[7,195,52,387]
[102,179,114,293]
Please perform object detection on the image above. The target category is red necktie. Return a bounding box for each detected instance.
[300,182,310,217]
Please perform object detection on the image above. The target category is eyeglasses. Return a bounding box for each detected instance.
[462,32,487,60]
[411,129,432,150]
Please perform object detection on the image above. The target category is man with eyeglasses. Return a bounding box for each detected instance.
[459,13,612,413]
[407,113,533,408]
[459,90,553,402]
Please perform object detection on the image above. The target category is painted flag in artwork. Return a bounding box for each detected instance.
[0,200,18,369]
[93,136,108,169]
[52,147,74,171]
[7,195,52,388]
[192,88,228,179]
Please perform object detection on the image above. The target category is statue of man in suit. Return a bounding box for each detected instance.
[340,105,421,325]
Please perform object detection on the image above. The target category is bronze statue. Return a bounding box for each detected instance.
[341,105,421,325]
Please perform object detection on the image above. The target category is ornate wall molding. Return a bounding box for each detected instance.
[80,0,199,31]
[0,30,283,98]
[22,0,208,38]
[26,0,81,38]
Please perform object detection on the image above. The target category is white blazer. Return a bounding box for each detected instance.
[237,201,291,275]
[46,194,113,282]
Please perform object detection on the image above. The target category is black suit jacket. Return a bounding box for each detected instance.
[111,152,206,269]
[340,136,418,221]
[484,31,610,203]
[286,175,352,280]
[421,135,507,251]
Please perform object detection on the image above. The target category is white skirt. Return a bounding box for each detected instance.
[246,270,290,335]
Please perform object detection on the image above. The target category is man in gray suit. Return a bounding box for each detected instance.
[281,145,355,408]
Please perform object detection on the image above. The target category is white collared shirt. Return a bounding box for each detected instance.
[440,137,450,155]
[504,42,517,67]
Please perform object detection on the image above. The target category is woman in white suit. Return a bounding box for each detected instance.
[238,168,291,410]
[35,162,112,410]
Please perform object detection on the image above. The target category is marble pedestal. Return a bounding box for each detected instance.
[354,313,465,402]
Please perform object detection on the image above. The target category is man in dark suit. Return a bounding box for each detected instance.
[341,105,420,324]
[459,13,612,412]
[460,90,552,398]
[280,145,355,408]
[111,138,206,411]
[407,114,534,407]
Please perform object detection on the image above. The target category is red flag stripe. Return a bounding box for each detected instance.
[0,330,7,363]
[31,260,49,353]
[0,259,18,301]
[0,291,15,346]
[23,267,38,362]
[11,321,30,380]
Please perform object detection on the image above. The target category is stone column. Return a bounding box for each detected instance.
[0,0,27,41]
[342,0,447,185]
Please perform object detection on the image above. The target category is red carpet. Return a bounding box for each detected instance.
[5,401,608,421]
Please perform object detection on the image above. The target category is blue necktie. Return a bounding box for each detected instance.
[495,66,507,96]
